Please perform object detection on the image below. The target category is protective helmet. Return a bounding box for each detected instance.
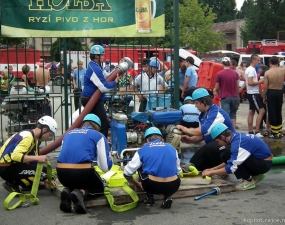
[90,45,105,55]
[82,114,101,127]
[144,127,163,140]
[184,96,192,102]
[210,123,228,139]
[38,116,58,134]
[106,59,110,64]
[221,57,231,63]
[191,88,209,100]
[149,60,159,68]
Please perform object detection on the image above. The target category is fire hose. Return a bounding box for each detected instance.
[40,57,133,155]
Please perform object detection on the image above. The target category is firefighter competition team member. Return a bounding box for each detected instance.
[202,123,272,191]
[176,88,235,171]
[81,45,120,138]
[57,114,113,214]
[124,127,181,209]
[0,116,58,193]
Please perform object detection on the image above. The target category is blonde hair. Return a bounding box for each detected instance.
[1,69,8,79]
[77,59,83,65]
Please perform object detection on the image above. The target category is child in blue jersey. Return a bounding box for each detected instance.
[81,45,119,138]
[57,114,113,214]
[177,88,235,172]
[202,123,272,191]
[124,127,181,209]
[179,96,200,128]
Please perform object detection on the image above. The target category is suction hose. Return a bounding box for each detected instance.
[272,156,285,165]
[39,57,133,155]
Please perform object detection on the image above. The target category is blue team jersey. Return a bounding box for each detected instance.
[124,139,181,178]
[81,61,116,100]
[225,133,272,174]
[58,126,113,172]
[199,104,235,144]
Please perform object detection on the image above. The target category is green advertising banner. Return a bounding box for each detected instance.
[1,0,165,37]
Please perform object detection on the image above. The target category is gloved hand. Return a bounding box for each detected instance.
[179,171,184,178]
[27,87,35,92]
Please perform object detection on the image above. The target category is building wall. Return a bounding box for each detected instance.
[212,19,245,51]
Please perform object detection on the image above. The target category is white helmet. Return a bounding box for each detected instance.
[38,116,58,134]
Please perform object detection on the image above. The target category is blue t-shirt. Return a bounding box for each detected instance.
[124,139,181,178]
[179,69,185,87]
[58,126,113,172]
[72,67,86,89]
[185,66,197,88]
[180,104,200,122]
[82,61,117,100]
[199,104,235,144]
[225,133,272,174]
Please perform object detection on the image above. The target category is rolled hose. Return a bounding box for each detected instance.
[272,156,285,165]
[39,58,133,155]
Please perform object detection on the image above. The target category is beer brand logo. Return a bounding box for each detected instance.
[135,7,148,12]
[29,0,112,12]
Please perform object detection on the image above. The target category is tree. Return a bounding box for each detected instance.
[240,0,285,44]
[50,38,84,62]
[236,0,254,19]
[198,0,237,22]
[179,0,227,54]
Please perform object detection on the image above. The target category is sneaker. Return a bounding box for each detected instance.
[70,189,87,214]
[255,132,264,138]
[269,133,283,139]
[253,174,266,185]
[60,188,72,213]
[236,180,256,191]
[2,181,21,193]
[143,195,154,206]
[181,163,196,173]
[161,196,173,209]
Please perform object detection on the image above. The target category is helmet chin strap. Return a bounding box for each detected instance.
[39,126,50,140]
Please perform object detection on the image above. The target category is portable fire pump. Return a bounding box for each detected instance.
[109,107,184,166]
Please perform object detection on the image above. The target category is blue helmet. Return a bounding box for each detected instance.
[210,123,228,139]
[82,114,101,127]
[90,45,105,55]
[149,60,159,68]
[144,127,163,140]
[191,88,209,100]
[184,96,192,102]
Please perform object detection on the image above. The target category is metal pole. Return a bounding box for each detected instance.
[63,38,69,130]
[173,0,179,109]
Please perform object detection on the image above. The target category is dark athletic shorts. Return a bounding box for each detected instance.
[247,93,264,111]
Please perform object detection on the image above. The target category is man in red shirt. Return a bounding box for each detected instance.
[214,57,240,128]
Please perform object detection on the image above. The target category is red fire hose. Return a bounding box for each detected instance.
[39,66,127,155]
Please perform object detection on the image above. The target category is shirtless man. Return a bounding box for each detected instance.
[35,62,50,88]
[263,56,285,138]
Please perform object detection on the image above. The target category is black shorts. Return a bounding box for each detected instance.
[283,84,285,94]
[247,93,264,111]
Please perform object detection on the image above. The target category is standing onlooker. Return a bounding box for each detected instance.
[237,60,247,73]
[67,59,73,84]
[179,96,200,128]
[8,65,15,85]
[0,70,10,103]
[21,65,35,91]
[81,45,119,138]
[213,88,220,106]
[103,59,110,73]
[51,61,58,74]
[181,57,198,99]
[263,56,285,138]
[245,54,265,138]
[72,60,86,110]
[214,57,239,129]
[179,64,187,103]
[35,60,51,89]
[131,60,168,112]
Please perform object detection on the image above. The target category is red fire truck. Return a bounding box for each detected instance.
[0,48,40,82]
[236,39,285,55]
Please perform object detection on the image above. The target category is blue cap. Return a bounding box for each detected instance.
[144,127,162,140]
[82,114,101,127]
[184,96,192,102]
[191,88,209,100]
[210,123,228,139]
